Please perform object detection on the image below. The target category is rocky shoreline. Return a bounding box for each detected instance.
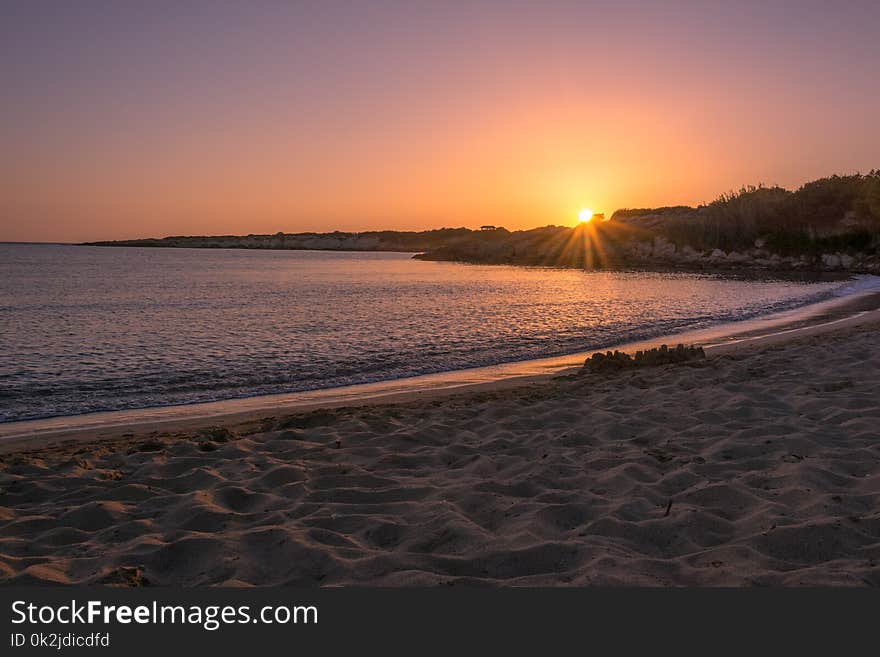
[82,227,880,275]
[588,235,880,274]
[413,227,880,275]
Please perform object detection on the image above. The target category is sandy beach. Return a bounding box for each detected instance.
[1,310,879,586]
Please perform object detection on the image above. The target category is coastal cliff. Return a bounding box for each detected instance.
[84,172,880,273]
[83,228,474,253]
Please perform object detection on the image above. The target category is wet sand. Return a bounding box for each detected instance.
[3,288,879,455]
[1,300,879,585]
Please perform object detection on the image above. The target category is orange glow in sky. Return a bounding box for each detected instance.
[2,2,879,242]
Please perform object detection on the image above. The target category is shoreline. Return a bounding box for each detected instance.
[3,287,879,455]
[11,240,876,276]
[414,253,880,276]
[78,242,880,276]
[2,297,879,585]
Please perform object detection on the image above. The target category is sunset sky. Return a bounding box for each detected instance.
[2,0,879,242]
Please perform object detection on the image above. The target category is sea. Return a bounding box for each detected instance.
[0,243,870,422]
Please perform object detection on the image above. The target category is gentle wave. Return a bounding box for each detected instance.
[832,274,880,296]
[0,244,855,422]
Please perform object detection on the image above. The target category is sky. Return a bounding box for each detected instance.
[2,0,879,242]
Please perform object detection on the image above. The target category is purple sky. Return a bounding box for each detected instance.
[2,0,879,241]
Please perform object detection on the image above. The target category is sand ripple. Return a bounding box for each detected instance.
[1,327,879,586]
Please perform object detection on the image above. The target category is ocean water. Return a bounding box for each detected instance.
[0,243,854,422]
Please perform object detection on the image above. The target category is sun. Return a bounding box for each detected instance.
[578,208,594,223]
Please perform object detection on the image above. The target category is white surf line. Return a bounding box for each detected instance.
[2,292,877,444]
[703,310,870,351]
